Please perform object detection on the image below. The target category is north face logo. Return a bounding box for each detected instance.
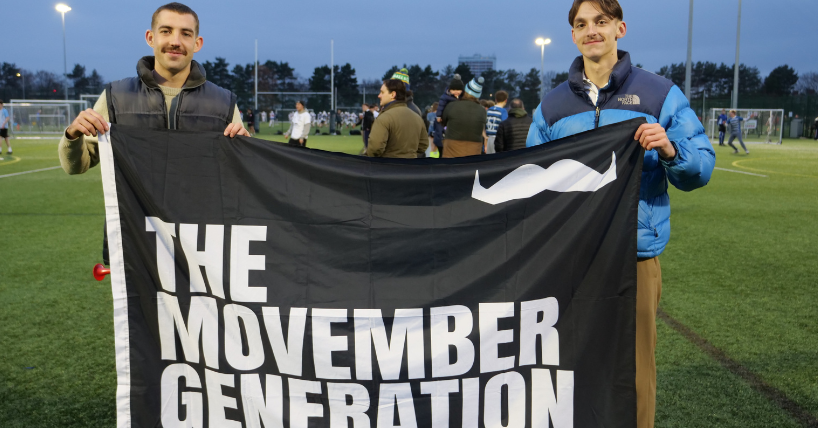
[618,95,640,105]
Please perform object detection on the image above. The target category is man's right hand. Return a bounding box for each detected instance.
[66,108,108,139]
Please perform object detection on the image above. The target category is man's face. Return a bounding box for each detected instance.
[146,11,203,75]
[730,112,736,118]
[296,102,304,112]
[378,84,395,106]
[571,2,626,62]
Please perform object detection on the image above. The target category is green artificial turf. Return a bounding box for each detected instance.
[0,136,816,426]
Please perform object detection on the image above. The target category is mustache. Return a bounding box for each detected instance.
[162,47,188,55]
[471,152,617,205]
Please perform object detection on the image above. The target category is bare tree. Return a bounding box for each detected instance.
[795,72,818,94]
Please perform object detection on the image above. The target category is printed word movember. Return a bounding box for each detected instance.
[150,218,574,428]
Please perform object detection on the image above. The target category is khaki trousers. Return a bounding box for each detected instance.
[636,257,662,428]
[442,139,482,158]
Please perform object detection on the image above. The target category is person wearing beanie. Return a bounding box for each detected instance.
[390,67,424,121]
[431,74,465,156]
[441,76,487,158]
[465,76,484,98]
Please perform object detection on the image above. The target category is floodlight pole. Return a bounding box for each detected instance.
[535,38,550,99]
[330,39,334,112]
[684,0,693,99]
[254,39,258,110]
[61,11,68,100]
[732,0,742,109]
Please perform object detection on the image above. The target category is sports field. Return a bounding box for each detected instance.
[0,132,816,427]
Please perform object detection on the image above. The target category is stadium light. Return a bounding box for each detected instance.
[17,72,25,99]
[535,38,552,100]
[56,3,71,100]
[684,0,693,100]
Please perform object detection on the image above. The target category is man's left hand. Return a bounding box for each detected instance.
[635,123,676,160]
[224,123,250,138]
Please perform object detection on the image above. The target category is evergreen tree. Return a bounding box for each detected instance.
[763,65,798,96]
[518,68,542,113]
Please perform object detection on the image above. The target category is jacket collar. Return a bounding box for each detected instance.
[568,50,632,96]
[509,108,527,118]
[137,56,208,90]
[380,100,406,113]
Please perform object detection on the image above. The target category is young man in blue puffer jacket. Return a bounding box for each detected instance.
[527,1,716,427]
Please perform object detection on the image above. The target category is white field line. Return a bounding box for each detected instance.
[0,166,61,179]
[714,167,767,177]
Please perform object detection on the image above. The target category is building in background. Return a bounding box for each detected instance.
[458,54,496,75]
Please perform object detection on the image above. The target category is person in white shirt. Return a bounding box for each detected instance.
[268,110,275,127]
[283,100,311,147]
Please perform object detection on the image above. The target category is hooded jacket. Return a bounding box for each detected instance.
[495,108,532,152]
[527,50,715,258]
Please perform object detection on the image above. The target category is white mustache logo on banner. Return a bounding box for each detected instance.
[472,152,617,205]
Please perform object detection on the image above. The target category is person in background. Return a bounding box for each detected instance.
[0,100,11,155]
[717,109,728,146]
[433,74,465,156]
[526,1,715,426]
[268,110,276,127]
[283,100,311,147]
[245,108,255,136]
[812,117,818,140]
[390,68,424,120]
[726,110,748,154]
[485,90,509,154]
[494,98,531,152]
[366,79,428,158]
[441,77,486,158]
[427,102,440,158]
[357,103,375,152]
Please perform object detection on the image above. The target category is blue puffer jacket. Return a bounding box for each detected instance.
[527,50,715,258]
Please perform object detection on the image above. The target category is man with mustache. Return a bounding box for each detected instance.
[526,1,715,427]
[59,2,247,176]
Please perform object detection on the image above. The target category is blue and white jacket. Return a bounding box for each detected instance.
[527,51,715,258]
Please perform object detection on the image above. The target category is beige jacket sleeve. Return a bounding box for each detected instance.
[58,92,244,175]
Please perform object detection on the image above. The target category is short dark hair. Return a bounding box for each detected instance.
[568,0,623,26]
[494,90,508,103]
[362,103,369,107]
[0,99,4,104]
[383,79,406,102]
[510,98,525,110]
[296,100,306,108]
[152,3,200,34]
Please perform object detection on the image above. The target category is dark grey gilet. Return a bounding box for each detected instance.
[106,56,236,131]
[102,56,236,265]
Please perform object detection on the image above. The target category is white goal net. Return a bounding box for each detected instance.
[708,108,784,145]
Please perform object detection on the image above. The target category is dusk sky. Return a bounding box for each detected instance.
[6,0,813,84]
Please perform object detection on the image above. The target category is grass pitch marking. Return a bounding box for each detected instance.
[0,166,61,179]
[0,155,21,166]
[732,159,818,179]
[658,308,818,428]
[714,167,767,177]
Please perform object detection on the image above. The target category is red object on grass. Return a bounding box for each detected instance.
[93,264,111,281]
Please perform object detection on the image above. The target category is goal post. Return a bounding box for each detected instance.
[6,102,75,135]
[709,108,784,145]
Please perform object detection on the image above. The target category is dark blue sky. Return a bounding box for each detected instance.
[7,0,813,84]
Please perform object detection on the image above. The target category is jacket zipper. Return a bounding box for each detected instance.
[595,106,600,129]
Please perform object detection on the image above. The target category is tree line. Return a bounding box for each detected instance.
[1,59,815,113]
[0,62,104,101]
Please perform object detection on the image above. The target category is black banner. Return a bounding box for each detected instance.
[99,118,644,428]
